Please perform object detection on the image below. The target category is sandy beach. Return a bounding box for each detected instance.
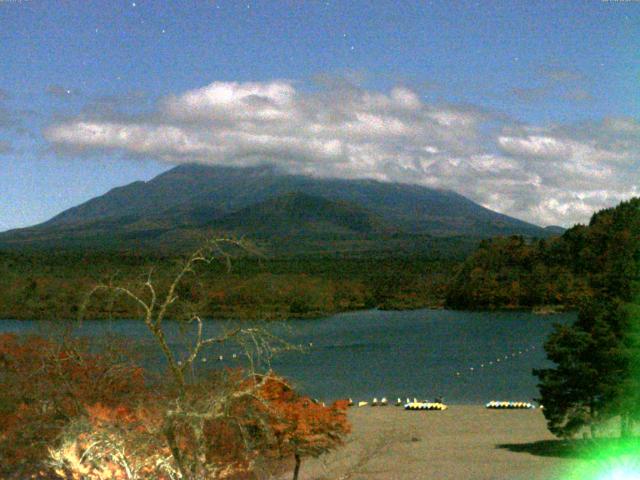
[290,405,587,480]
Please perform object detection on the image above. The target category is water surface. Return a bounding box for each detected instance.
[0,309,574,404]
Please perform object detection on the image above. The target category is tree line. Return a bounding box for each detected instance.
[0,253,452,321]
[534,198,640,439]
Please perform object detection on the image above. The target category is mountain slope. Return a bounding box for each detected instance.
[211,192,391,236]
[0,164,558,254]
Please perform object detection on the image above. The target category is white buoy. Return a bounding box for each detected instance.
[348,398,354,407]
[396,398,402,406]
[218,355,223,361]
[380,397,388,406]
[232,353,237,359]
[372,397,378,406]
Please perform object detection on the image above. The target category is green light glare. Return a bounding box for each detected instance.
[561,440,640,480]
[599,467,640,480]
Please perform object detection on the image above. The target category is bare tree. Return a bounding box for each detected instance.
[76,237,296,479]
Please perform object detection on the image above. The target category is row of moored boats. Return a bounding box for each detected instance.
[346,398,537,410]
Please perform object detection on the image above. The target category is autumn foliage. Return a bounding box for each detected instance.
[259,377,350,458]
[0,333,146,479]
[0,334,350,479]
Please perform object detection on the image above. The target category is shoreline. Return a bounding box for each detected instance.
[0,303,572,322]
[290,405,586,480]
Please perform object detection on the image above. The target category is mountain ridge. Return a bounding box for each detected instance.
[0,164,561,254]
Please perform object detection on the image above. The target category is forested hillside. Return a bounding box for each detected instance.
[446,198,640,311]
[0,252,453,320]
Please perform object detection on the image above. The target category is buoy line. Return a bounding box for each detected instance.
[452,343,541,379]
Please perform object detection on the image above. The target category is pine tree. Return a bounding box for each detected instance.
[534,199,640,439]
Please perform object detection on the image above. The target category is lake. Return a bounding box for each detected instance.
[0,309,574,404]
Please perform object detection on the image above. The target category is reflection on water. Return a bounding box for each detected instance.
[0,309,574,404]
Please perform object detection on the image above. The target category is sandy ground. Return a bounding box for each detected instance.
[289,405,587,480]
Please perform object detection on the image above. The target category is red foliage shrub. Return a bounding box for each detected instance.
[0,333,146,478]
[0,335,349,480]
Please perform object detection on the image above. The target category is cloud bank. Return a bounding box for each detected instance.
[45,81,640,226]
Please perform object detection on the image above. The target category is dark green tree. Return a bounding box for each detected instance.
[534,198,640,439]
[535,299,628,438]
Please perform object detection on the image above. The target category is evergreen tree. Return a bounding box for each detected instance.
[534,199,640,438]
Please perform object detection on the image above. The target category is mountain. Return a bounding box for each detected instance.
[543,225,567,236]
[0,164,559,255]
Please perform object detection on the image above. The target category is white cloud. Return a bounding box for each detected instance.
[45,80,640,227]
[497,135,573,159]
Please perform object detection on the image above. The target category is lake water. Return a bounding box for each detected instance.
[0,309,574,404]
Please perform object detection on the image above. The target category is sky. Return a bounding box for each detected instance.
[0,0,638,231]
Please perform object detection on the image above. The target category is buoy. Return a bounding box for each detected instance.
[372,398,378,406]
[218,355,223,361]
[201,357,207,362]
[396,397,402,406]
[232,353,237,359]
[380,397,388,406]
[348,398,354,407]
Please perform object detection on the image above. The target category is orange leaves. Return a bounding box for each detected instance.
[1,335,350,479]
[85,403,138,427]
[0,334,147,479]
[257,375,351,459]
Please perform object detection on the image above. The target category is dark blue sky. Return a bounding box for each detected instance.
[1,0,638,230]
